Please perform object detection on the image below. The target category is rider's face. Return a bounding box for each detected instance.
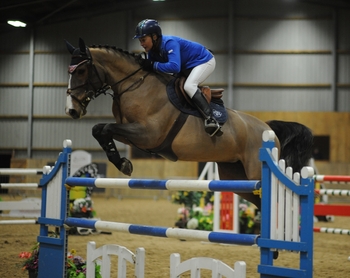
[139,35,153,52]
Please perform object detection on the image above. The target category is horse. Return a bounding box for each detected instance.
[64,38,313,209]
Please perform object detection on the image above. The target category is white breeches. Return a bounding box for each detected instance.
[184,57,216,98]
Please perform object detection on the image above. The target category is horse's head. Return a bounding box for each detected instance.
[65,38,106,119]
[65,38,150,119]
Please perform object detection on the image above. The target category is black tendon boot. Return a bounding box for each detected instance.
[192,89,222,137]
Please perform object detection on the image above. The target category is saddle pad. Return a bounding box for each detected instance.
[166,78,228,125]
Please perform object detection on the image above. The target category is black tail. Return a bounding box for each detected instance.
[266,120,313,173]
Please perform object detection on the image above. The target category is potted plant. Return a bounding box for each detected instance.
[19,244,101,278]
[19,242,39,278]
[66,249,101,278]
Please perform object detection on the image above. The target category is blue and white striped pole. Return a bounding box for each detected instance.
[65,217,259,246]
[65,177,260,193]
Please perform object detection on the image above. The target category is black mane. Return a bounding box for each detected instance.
[89,44,138,61]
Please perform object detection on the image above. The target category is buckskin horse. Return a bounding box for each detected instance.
[65,38,313,209]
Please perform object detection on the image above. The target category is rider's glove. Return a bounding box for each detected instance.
[139,59,154,72]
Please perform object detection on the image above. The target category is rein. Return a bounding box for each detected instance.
[116,70,150,99]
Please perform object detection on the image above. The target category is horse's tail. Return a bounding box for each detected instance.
[266,120,313,173]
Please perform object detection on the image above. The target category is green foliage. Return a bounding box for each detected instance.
[172,190,214,231]
[19,243,101,278]
[66,252,101,278]
[19,242,39,273]
[172,191,203,208]
[190,209,214,231]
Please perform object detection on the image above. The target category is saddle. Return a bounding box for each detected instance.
[148,78,227,161]
[174,76,224,106]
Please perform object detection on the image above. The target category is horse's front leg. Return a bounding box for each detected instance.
[92,123,133,176]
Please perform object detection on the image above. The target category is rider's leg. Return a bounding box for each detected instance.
[184,57,222,136]
[191,90,221,136]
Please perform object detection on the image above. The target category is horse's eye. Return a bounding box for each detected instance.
[77,69,85,75]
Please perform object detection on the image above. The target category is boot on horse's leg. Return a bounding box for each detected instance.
[105,141,133,176]
[107,152,133,176]
[92,124,133,176]
[192,89,223,137]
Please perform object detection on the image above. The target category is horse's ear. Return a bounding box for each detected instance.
[65,39,76,54]
[79,38,86,54]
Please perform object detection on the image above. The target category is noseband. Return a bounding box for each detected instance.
[67,50,147,113]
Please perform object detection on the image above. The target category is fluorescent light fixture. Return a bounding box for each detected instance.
[7,20,27,27]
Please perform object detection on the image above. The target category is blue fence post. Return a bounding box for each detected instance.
[259,131,276,269]
[37,140,71,278]
[258,131,314,278]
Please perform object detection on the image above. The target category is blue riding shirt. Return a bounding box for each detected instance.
[148,35,213,74]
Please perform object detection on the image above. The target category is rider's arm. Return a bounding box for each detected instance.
[153,39,181,74]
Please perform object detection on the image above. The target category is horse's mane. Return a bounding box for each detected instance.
[89,44,138,63]
[88,44,173,84]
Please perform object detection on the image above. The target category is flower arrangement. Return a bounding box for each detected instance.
[19,242,39,277]
[238,199,260,234]
[172,190,261,233]
[69,197,97,235]
[70,197,95,218]
[172,191,204,208]
[172,190,214,231]
[187,205,214,231]
[19,244,101,278]
[66,249,101,278]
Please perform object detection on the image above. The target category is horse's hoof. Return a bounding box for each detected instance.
[273,250,279,260]
[120,158,133,176]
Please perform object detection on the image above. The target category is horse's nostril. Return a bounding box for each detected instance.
[69,109,79,119]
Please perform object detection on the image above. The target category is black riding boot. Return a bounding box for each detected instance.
[192,89,222,137]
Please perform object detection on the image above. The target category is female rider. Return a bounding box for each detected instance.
[133,19,222,137]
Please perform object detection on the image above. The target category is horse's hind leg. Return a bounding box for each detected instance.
[217,162,261,209]
[92,123,133,176]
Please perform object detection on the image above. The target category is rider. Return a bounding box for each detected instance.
[133,19,222,137]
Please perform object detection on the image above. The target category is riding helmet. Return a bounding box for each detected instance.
[133,19,162,39]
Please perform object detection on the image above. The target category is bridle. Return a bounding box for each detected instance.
[67,48,149,113]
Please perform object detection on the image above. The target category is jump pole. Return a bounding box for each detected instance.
[313,227,350,235]
[314,176,350,231]
[314,175,350,183]
[0,169,43,175]
[65,218,258,245]
[64,177,261,246]
[314,187,350,217]
[0,169,43,217]
[0,183,40,189]
[0,219,38,225]
[37,133,314,278]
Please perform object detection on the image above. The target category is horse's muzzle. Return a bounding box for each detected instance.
[68,109,80,119]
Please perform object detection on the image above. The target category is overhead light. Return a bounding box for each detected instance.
[7,20,27,27]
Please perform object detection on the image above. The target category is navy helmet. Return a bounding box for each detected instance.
[133,19,162,39]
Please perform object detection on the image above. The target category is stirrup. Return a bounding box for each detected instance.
[205,119,223,137]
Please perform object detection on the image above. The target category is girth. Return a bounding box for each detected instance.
[146,112,189,161]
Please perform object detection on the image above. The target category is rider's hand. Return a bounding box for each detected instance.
[139,59,154,71]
